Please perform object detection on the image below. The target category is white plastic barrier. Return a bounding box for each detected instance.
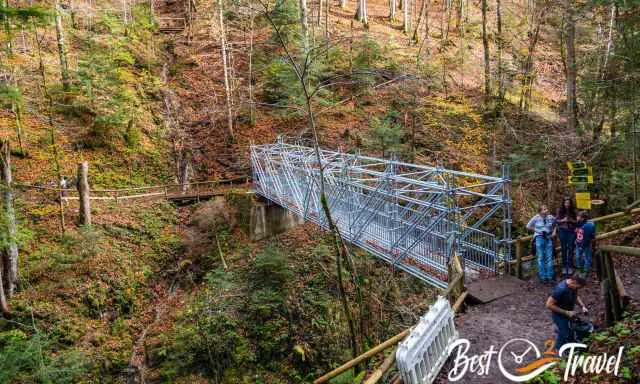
[396,296,458,384]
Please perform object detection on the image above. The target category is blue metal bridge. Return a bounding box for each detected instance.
[250,140,512,288]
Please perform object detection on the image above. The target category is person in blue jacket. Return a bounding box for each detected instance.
[575,211,596,274]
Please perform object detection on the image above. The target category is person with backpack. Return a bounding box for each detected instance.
[556,197,577,278]
[545,274,588,351]
[527,204,557,282]
[575,211,596,274]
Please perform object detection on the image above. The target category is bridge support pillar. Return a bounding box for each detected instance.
[250,197,305,241]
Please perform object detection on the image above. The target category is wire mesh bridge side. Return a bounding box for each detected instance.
[250,141,512,288]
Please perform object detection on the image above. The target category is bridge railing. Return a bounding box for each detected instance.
[251,140,512,288]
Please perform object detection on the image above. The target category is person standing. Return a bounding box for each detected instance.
[575,211,596,274]
[545,274,588,351]
[556,197,577,278]
[527,204,556,282]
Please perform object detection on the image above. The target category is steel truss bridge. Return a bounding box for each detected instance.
[250,140,512,288]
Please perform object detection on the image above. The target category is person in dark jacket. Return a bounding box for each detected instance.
[545,274,588,351]
[556,197,577,278]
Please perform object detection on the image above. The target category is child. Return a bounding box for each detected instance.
[575,211,596,274]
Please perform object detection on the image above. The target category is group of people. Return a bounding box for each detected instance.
[526,197,596,282]
[527,198,597,351]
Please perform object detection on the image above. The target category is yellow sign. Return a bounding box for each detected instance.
[567,161,587,171]
[576,192,592,210]
[569,175,594,184]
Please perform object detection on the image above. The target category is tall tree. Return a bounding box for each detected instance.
[481,0,490,96]
[54,1,71,91]
[217,0,234,140]
[403,0,410,34]
[0,140,17,298]
[355,0,368,26]
[412,0,429,43]
[2,0,11,55]
[495,0,504,117]
[565,0,577,131]
[519,2,544,114]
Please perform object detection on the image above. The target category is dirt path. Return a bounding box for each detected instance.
[438,271,626,383]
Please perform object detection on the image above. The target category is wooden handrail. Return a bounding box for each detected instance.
[517,207,640,243]
[315,287,469,384]
[516,222,640,265]
[313,329,412,384]
[599,245,640,257]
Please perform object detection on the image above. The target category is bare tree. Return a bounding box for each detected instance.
[412,0,429,43]
[495,0,504,119]
[565,0,577,131]
[518,2,544,114]
[481,0,490,96]
[403,0,410,33]
[355,0,368,26]
[55,1,71,91]
[2,0,11,55]
[256,0,366,367]
[216,0,235,140]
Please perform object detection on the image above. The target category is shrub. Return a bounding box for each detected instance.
[0,329,88,383]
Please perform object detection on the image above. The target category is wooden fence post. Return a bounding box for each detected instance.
[594,249,603,281]
[602,278,613,327]
[515,239,523,279]
[603,251,622,321]
[77,162,91,226]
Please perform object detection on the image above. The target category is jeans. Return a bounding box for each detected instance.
[558,227,575,276]
[576,246,592,273]
[536,236,554,280]
[552,312,573,351]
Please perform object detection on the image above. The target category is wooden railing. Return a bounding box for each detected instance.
[15,176,250,203]
[597,245,636,326]
[314,255,468,384]
[511,207,640,278]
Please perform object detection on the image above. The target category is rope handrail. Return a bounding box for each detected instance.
[13,176,250,194]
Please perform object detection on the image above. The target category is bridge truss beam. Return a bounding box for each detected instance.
[250,140,512,288]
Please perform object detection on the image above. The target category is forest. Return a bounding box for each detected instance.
[0,0,639,383]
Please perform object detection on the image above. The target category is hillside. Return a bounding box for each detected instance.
[0,0,639,383]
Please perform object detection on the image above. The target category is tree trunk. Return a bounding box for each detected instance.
[355,0,368,25]
[565,0,577,131]
[55,1,71,91]
[495,0,504,122]
[403,0,410,33]
[412,0,428,43]
[519,7,542,114]
[593,4,616,142]
[390,0,396,20]
[248,6,255,125]
[0,262,9,313]
[0,140,18,298]
[217,0,234,140]
[481,0,491,96]
[2,0,11,55]
[300,0,309,35]
[77,162,91,227]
